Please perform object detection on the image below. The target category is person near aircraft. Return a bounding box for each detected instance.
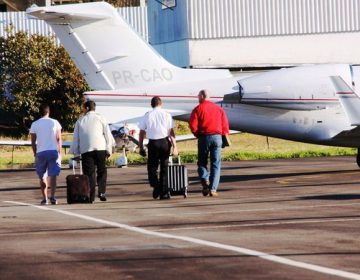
[30,103,62,205]
[70,100,115,203]
[138,96,178,200]
[189,89,230,197]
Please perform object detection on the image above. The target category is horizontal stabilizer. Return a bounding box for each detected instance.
[330,76,360,126]
[26,5,110,21]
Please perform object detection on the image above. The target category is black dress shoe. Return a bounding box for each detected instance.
[152,188,160,199]
[201,180,210,196]
[98,193,107,202]
[160,193,170,200]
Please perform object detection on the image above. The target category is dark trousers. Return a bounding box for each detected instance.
[147,138,171,195]
[82,150,107,202]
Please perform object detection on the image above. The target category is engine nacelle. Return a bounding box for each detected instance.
[224,64,354,110]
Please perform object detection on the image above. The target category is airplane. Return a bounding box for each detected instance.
[26,2,360,167]
[0,139,72,166]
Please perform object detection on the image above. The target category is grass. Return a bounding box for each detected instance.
[0,133,357,169]
[173,133,357,163]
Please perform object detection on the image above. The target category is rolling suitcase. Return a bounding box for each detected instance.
[66,158,91,204]
[167,155,188,198]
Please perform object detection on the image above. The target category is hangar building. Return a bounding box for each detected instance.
[148,0,360,69]
[2,0,360,69]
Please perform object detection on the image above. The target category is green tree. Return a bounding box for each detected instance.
[0,29,89,137]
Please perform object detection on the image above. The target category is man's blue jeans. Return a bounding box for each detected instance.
[197,134,222,192]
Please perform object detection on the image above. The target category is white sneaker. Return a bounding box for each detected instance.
[40,199,49,205]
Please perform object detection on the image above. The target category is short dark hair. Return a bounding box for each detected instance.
[84,100,96,111]
[39,103,50,116]
[151,96,162,108]
[198,89,209,99]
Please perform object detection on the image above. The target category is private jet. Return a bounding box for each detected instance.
[26,2,360,166]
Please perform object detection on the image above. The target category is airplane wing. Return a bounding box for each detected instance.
[123,134,200,150]
[327,76,360,146]
[329,76,360,126]
[330,126,360,142]
[112,122,240,152]
[0,140,32,146]
[0,140,72,148]
[175,130,240,142]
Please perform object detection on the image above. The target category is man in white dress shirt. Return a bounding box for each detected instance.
[70,101,115,203]
[139,96,178,200]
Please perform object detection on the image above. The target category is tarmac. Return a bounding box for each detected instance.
[0,156,360,280]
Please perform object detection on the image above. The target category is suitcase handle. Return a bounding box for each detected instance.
[71,157,83,175]
[169,154,181,166]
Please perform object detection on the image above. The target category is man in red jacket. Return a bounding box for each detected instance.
[189,89,230,197]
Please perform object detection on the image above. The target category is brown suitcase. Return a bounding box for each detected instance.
[66,158,91,204]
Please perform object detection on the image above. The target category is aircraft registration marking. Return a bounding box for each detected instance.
[112,68,173,84]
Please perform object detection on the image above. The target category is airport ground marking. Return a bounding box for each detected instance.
[153,217,360,232]
[5,201,360,280]
[153,202,360,216]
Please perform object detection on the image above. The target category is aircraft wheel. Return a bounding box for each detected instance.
[357,148,360,168]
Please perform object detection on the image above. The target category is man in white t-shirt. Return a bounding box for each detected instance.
[139,96,178,200]
[30,104,62,205]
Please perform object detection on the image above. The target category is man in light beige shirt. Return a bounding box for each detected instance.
[70,101,115,202]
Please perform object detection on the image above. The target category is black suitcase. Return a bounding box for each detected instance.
[66,158,91,204]
[167,156,188,198]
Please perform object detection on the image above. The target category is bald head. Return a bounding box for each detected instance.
[198,89,210,103]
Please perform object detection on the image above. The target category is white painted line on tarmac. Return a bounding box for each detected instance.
[5,201,360,280]
[153,202,360,216]
[153,217,360,232]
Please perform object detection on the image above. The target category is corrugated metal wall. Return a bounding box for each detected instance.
[188,0,360,38]
[0,7,148,41]
[118,7,148,40]
[3,1,360,41]
[0,11,54,37]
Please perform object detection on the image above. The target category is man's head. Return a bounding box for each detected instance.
[198,89,210,103]
[39,103,50,117]
[151,96,162,108]
[84,100,96,112]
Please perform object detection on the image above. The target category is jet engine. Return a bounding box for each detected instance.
[224,64,354,111]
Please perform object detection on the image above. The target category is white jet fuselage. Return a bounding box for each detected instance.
[86,64,358,147]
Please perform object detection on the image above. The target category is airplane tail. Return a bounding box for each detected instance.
[330,76,360,126]
[26,2,230,91]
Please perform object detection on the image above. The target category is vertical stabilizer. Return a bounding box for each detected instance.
[26,2,231,91]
